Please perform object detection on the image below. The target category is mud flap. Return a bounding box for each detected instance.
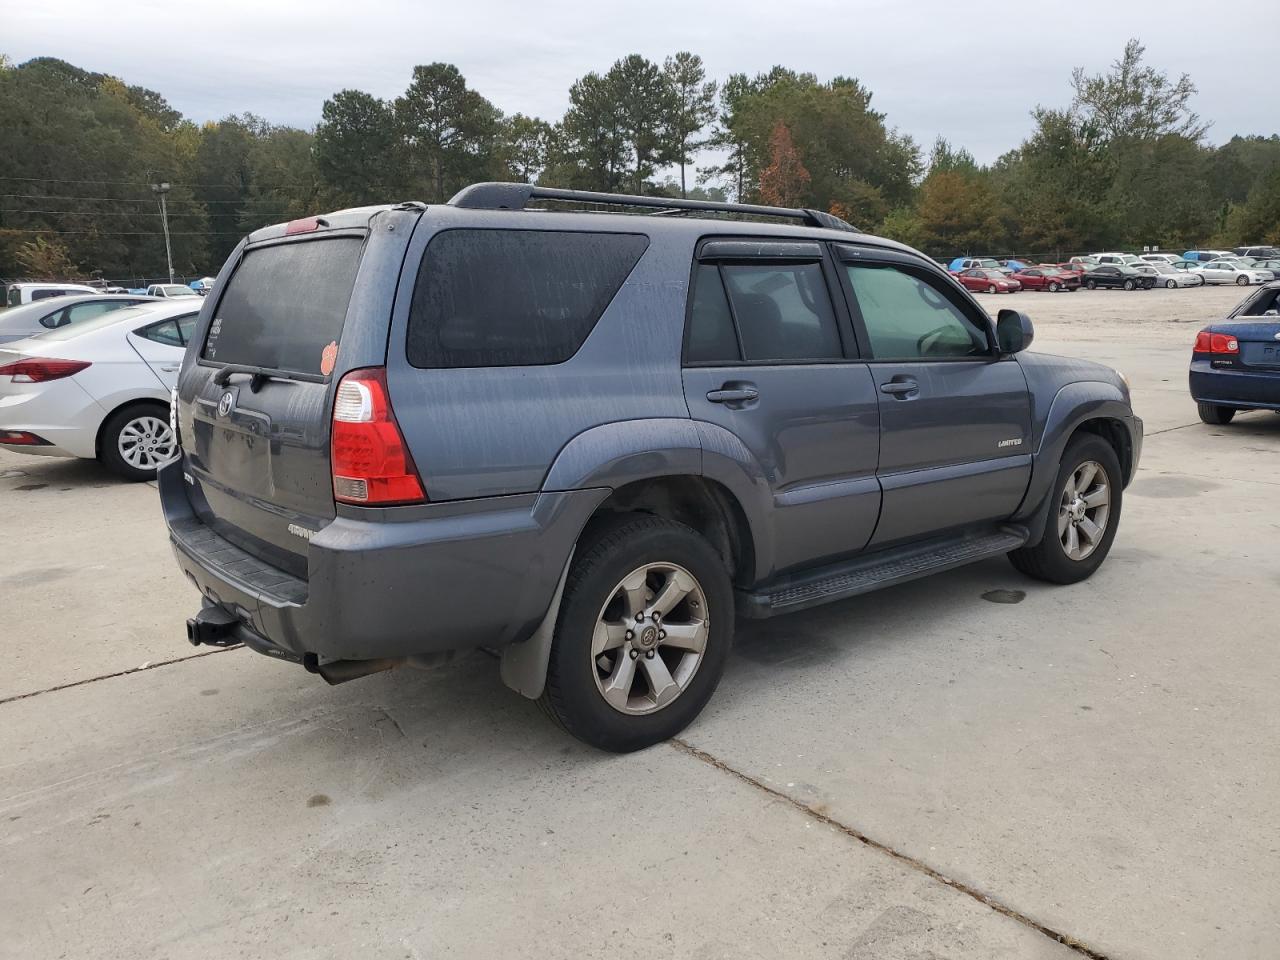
[499,551,573,699]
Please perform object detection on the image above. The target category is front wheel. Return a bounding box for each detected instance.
[1166,279,1177,289]
[99,403,178,481]
[1048,281,1060,292]
[1123,279,1136,290]
[1008,434,1122,585]
[986,284,997,294]
[1236,275,1250,285]
[539,516,734,752]
[1197,402,1236,425]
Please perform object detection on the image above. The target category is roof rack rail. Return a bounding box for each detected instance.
[448,182,857,232]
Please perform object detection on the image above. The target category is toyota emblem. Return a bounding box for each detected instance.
[217,391,235,417]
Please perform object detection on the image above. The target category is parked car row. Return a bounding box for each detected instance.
[945,247,1278,294]
[0,296,196,479]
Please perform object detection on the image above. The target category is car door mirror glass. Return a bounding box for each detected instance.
[996,309,1034,354]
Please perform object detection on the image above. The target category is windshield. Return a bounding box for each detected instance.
[161,285,197,297]
[1151,263,1174,273]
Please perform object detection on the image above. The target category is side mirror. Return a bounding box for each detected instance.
[996,309,1034,354]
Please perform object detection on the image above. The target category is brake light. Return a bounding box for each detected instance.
[0,358,91,382]
[331,367,425,505]
[285,216,322,235]
[1194,331,1238,355]
[0,430,50,445]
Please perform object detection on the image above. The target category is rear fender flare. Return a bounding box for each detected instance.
[501,419,774,700]
[542,417,773,582]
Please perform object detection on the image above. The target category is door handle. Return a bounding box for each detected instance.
[160,364,180,372]
[879,377,919,398]
[706,386,759,404]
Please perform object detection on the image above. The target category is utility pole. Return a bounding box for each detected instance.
[151,180,174,284]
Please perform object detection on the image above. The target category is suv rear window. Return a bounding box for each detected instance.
[407,229,648,368]
[202,236,364,376]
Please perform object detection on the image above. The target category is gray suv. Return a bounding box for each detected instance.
[164,184,1142,752]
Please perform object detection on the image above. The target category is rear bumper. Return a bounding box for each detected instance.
[160,460,606,663]
[0,378,103,458]
[1189,363,1280,408]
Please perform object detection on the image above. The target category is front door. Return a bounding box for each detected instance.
[681,241,881,576]
[834,245,1032,547]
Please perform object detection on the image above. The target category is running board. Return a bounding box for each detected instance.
[739,525,1030,619]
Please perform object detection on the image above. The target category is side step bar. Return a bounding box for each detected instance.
[739,525,1030,619]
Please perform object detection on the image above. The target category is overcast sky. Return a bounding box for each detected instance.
[8,0,1276,166]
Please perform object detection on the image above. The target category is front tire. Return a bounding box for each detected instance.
[1048,281,1060,292]
[1008,434,1123,585]
[98,403,177,481]
[1123,279,1135,290]
[986,284,996,294]
[1236,275,1249,285]
[1197,402,1236,425]
[1166,279,1177,289]
[539,516,734,752]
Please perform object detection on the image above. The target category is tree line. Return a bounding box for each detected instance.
[1,41,1277,282]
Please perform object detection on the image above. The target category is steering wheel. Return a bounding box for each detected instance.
[917,324,961,356]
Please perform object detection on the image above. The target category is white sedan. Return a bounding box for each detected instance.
[1148,261,1205,288]
[1193,259,1274,285]
[0,301,199,480]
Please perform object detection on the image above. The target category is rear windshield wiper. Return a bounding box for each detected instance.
[210,364,325,388]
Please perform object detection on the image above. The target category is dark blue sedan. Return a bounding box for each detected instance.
[1190,281,1280,424]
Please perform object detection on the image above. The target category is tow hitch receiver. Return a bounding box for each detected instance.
[186,605,240,647]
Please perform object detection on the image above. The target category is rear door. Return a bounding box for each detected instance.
[681,239,881,575]
[834,245,1032,547]
[177,212,419,578]
[127,312,198,389]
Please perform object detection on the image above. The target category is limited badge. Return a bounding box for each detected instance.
[320,340,338,376]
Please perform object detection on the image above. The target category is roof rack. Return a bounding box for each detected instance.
[448,183,857,232]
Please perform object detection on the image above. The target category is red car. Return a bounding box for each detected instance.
[1011,266,1081,292]
[956,268,1021,294]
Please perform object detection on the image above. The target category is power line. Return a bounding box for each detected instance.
[2,228,247,236]
[1,193,304,205]
[0,175,316,189]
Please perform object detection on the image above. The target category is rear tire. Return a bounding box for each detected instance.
[98,402,177,481]
[1008,434,1123,585]
[1197,402,1236,425]
[539,516,734,753]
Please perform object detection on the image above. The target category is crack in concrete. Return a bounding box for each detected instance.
[670,737,1114,960]
[0,646,242,707]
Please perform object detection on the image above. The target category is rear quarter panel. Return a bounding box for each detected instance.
[385,209,694,501]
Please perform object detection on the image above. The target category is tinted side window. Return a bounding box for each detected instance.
[720,263,842,362]
[685,264,741,363]
[845,264,989,360]
[407,230,648,369]
[139,319,184,346]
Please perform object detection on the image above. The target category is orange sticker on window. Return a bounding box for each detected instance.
[320,341,338,376]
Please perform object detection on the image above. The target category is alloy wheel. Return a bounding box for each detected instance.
[1058,460,1111,561]
[118,415,176,471]
[591,562,709,716]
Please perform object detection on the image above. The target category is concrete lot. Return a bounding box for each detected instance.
[2,285,1277,959]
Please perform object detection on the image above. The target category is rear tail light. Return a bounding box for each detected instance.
[0,358,91,382]
[330,367,425,505]
[1194,331,1239,355]
[0,430,50,445]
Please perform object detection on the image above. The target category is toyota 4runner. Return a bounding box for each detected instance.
[163,183,1142,752]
